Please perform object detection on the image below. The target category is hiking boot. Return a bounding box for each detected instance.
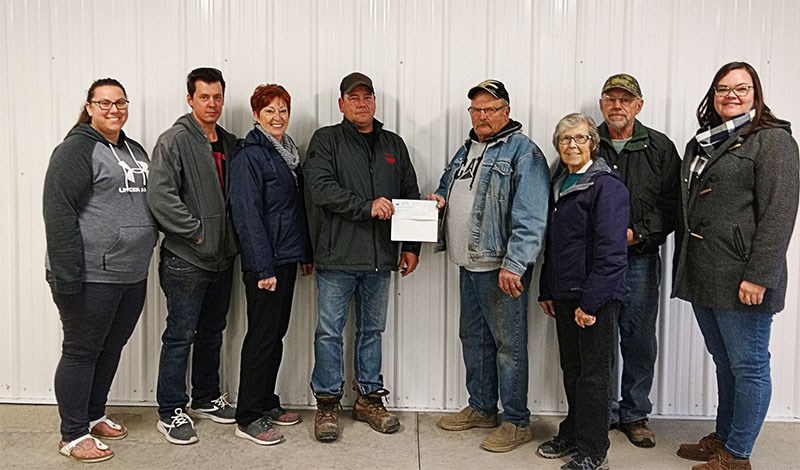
[480,421,534,453]
[235,416,284,445]
[561,454,610,470]
[438,406,499,431]
[537,435,578,459]
[264,406,301,426]
[678,432,726,461]
[691,448,751,470]
[189,393,236,424]
[314,394,341,442]
[157,408,198,445]
[619,418,656,448]
[352,385,400,434]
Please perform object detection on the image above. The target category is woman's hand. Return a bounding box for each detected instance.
[540,300,555,317]
[258,277,277,291]
[574,307,596,328]
[739,280,766,305]
[301,263,314,276]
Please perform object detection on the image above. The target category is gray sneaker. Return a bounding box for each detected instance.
[189,393,236,424]
[538,435,577,459]
[561,455,609,470]
[157,408,198,445]
[235,417,284,446]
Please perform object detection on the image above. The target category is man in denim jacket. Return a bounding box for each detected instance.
[427,80,549,453]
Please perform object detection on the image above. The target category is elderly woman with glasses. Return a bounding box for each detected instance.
[44,78,157,462]
[537,113,629,470]
[228,84,313,446]
[673,62,799,470]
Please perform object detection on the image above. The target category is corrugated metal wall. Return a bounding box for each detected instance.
[2,0,799,419]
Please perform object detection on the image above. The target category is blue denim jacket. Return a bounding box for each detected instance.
[434,120,550,276]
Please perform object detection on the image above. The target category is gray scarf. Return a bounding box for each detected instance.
[256,123,300,182]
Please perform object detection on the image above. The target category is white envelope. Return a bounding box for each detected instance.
[390,199,438,242]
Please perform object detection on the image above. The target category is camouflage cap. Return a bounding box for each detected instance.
[601,73,642,98]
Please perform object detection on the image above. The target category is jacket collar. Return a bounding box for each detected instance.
[466,119,523,148]
[599,119,649,151]
[341,117,384,137]
[552,157,616,199]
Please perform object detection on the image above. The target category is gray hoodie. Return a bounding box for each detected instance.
[147,113,238,271]
[43,124,157,294]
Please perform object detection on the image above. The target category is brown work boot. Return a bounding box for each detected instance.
[692,448,751,470]
[480,421,534,453]
[314,394,341,442]
[619,419,656,448]
[678,432,726,461]
[438,406,499,431]
[352,384,400,434]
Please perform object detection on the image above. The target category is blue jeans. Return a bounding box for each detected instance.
[52,281,147,441]
[459,267,531,427]
[693,304,773,459]
[156,249,233,419]
[311,269,391,396]
[613,252,660,423]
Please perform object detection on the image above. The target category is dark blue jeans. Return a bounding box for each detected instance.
[613,252,660,424]
[554,299,618,460]
[236,264,297,426]
[693,304,773,459]
[311,269,391,396]
[156,250,233,419]
[458,267,531,427]
[52,280,147,441]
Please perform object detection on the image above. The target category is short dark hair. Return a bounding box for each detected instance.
[250,84,292,115]
[187,67,226,96]
[74,78,127,128]
[696,61,779,133]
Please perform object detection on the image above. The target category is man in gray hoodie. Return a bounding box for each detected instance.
[147,67,239,445]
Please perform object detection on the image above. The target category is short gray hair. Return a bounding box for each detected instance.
[552,113,600,154]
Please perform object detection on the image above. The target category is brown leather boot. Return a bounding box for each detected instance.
[678,433,726,461]
[691,448,751,470]
[314,394,341,442]
[352,383,400,434]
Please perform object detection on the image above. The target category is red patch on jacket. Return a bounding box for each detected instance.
[384,153,396,164]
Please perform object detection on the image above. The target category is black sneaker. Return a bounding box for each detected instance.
[189,393,236,424]
[157,408,198,445]
[537,435,577,458]
[561,455,609,470]
[234,417,284,446]
[263,406,301,426]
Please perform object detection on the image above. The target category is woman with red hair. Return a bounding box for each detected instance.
[229,84,313,445]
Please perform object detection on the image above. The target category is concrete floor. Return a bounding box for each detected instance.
[1,405,797,469]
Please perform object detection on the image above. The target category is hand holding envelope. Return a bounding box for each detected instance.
[390,199,439,242]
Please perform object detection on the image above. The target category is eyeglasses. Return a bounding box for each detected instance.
[468,105,506,116]
[714,84,753,98]
[558,135,592,146]
[90,99,129,111]
[600,95,639,107]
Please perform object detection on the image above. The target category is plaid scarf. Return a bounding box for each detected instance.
[689,110,754,189]
[695,109,755,156]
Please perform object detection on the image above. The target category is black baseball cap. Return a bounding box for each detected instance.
[468,79,510,103]
[340,72,374,95]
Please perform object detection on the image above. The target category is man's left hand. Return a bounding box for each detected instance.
[398,252,419,277]
[498,268,523,297]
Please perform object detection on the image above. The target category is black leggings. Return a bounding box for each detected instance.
[52,281,147,441]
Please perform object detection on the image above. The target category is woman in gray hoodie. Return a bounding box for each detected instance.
[43,78,157,463]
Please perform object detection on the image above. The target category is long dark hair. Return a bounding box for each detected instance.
[73,78,127,129]
[696,61,779,133]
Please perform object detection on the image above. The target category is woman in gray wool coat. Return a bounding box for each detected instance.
[673,61,799,470]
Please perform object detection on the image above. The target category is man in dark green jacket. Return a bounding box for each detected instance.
[597,73,681,449]
[304,72,421,442]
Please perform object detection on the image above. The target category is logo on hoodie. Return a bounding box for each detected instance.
[118,159,149,193]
